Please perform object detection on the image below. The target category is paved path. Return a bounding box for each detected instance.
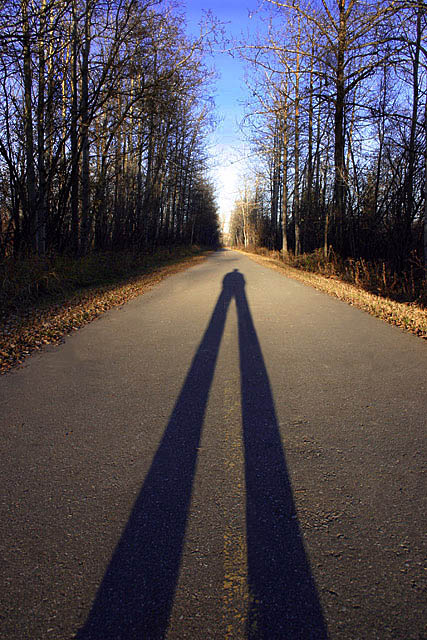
[1,249,426,639]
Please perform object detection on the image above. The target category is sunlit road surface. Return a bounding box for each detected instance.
[1,249,426,639]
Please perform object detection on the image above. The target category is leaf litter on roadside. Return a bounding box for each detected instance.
[0,255,206,375]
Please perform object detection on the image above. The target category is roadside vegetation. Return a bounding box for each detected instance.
[0,1,220,259]
[0,247,210,374]
[1,0,426,369]
[236,246,427,339]
[229,0,427,334]
[0,1,221,373]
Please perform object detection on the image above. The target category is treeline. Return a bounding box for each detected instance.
[230,0,427,274]
[0,0,220,259]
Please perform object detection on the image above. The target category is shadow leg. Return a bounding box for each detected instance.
[236,287,328,639]
[78,288,232,640]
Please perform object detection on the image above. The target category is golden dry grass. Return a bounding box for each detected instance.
[235,249,427,340]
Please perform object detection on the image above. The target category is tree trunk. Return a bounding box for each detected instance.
[80,0,92,254]
[404,5,422,260]
[333,0,347,252]
[294,20,301,256]
[70,0,79,254]
[36,0,48,254]
[281,82,289,256]
[424,89,427,273]
[22,0,36,252]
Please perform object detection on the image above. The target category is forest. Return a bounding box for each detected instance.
[0,0,426,310]
[229,0,427,302]
[0,0,220,260]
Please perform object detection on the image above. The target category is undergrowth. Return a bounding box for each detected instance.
[244,246,427,308]
[235,245,426,339]
[0,245,204,320]
[0,246,209,373]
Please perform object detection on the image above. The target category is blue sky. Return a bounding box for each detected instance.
[183,0,265,223]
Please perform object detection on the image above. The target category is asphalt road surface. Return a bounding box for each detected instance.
[1,249,426,640]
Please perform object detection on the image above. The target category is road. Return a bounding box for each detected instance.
[0,249,426,639]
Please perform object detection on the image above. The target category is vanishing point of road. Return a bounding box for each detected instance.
[1,249,426,639]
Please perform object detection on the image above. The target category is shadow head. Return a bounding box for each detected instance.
[222,268,245,293]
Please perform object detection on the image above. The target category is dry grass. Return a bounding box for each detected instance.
[235,247,427,340]
[0,249,209,374]
[0,246,205,317]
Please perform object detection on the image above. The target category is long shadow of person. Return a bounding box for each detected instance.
[77,269,327,639]
[232,270,327,638]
